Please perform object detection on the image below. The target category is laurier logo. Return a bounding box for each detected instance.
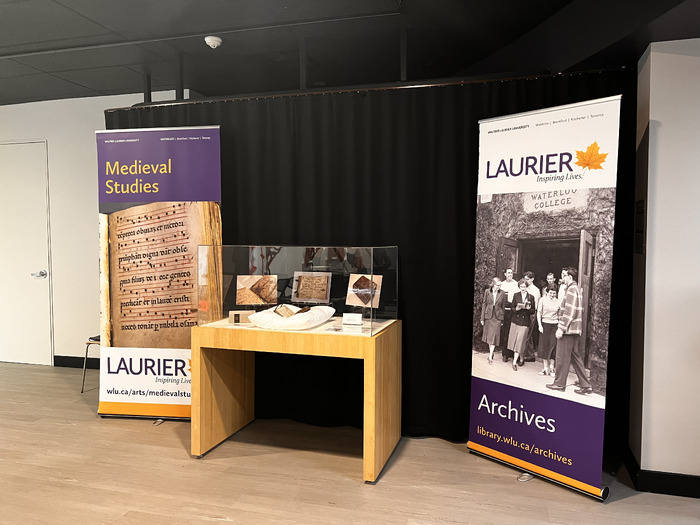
[485,141,608,180]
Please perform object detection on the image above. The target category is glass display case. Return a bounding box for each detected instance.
[197,245,398,336]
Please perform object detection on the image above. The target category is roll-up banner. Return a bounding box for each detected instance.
[96,126,222,418]
[468,96,621,500]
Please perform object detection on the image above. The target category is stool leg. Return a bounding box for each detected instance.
[81,343,89,393]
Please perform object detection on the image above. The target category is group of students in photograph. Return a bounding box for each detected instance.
[479,266,594,395]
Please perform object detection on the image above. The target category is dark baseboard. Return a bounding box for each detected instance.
[624,446,700,499]
[55,355,99,370]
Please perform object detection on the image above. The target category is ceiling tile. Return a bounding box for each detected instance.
[53,66,148,93]
[0,59,40,78]
[57,0,399,40]
[0,72,94,105]
[0,0,113,51]
[14,44,165,73]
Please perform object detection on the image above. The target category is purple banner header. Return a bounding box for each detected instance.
[96,127,221,210]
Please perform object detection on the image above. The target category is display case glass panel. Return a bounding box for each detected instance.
[197,245,398,336]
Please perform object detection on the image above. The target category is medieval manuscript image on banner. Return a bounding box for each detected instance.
[107,201,222,349]
[468,96,621,500]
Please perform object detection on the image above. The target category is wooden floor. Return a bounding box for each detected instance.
[1,362,698,524]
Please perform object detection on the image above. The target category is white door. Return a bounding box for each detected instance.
[0,141,53,365]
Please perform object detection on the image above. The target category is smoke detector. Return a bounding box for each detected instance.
[204,36,222,49]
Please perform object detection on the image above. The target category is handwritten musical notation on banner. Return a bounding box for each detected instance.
[108,201,221,349]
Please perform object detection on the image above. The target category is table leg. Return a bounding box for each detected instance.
[363,321,402,481]
[191,341,255,457]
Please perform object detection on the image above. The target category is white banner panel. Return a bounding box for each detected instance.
[478,96,620,196]
[99,346,191,418]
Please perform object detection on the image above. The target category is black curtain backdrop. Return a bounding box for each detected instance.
[105,69,636,455]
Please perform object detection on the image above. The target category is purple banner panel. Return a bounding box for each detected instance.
[96,127,221,210]
[469,376,604,490]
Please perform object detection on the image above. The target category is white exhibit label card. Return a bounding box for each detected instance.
[343,313,363,325]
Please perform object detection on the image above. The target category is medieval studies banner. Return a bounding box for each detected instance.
[96,127,222,418]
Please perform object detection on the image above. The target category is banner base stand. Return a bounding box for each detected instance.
[468,444,610,501]
[98,413,190,422]
[98,401,190,419]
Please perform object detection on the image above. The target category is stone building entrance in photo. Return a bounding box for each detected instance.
[497,230,595,366]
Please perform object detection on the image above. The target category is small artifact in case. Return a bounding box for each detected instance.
[346,274,383,308]
[229,310,252,324]
[274,304,310,318]
[273,305,296,318]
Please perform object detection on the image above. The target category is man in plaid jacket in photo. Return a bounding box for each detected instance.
[546,266,593,394]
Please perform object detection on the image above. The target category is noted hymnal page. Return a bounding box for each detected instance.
[108,201,221,349]
[292,271,332,304]
[297,275,328,300]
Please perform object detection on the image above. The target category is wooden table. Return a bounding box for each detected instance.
[190,318,402,482]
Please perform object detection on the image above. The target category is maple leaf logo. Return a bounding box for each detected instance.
[575,141,607,171]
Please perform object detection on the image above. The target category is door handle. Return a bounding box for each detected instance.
[31,270,48,279]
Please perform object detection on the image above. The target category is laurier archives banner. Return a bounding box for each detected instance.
[96,126,222,418]
[468,96,621,499]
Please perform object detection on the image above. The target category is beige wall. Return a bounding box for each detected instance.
[634,39,700,476]
[0,92,174,359]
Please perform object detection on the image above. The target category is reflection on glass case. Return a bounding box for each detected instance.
[198,245,398,336]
